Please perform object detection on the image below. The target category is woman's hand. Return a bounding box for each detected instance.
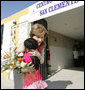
[29,50,41,60]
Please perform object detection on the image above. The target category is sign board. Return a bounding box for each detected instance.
[28,1,84,22]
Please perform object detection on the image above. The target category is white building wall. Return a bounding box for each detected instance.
[17,14,31,52]
[48,30,74,71]
[19,14,29,23]
[1,20,15,59]
[49,46,73,71]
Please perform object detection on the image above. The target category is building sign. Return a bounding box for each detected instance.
[28,1,84,22]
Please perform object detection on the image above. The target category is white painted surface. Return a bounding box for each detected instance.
[16,15,31,52]
[17,21,31,52]
[19,14,29,23]
[49,46,73,70]
[1,20,15,60]
[2,20,14,52]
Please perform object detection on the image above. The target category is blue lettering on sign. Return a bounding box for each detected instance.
[40,8,48,16]
[36,1,52,9]
[56,1,70,9]
[39,1,79,16]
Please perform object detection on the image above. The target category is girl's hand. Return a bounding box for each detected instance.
[21,68,29,72]
[27,62,34,67]
[29,50,41,60]
[21,62,34,72]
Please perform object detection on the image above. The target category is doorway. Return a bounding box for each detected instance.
[32,19,49,80]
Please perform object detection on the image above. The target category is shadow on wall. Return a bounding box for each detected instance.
[46,80,73,89]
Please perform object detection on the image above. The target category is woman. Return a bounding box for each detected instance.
[29,23,48,64]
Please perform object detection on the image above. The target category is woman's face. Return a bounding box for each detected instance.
[32,35,44,46]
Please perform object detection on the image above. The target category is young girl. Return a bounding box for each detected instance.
[22,38,48,89]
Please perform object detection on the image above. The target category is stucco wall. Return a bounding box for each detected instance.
[48,30,75,71]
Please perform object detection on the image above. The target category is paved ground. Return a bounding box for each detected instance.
[45,67,84,89]
[1,67,84,89]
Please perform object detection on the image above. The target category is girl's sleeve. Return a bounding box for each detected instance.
[23,53,32,63]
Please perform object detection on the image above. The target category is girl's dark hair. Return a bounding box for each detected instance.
[30,56,40,70]
[24,38,38,50]
[24,38,40,70]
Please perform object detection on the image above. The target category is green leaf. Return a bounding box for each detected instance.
[26,72,28,75]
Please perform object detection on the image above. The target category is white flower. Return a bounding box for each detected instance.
[15,52,18,55]
[18,53,23,57]
[20,62,26,67]
[16,61,20,67]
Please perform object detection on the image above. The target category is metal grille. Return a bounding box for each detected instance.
[10,21,31,53]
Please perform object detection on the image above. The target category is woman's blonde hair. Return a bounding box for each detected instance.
[30,24,48,38]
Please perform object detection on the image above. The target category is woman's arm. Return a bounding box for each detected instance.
[28,42,46,60]
[29,50,41,60]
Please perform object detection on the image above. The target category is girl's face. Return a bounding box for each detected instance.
[32,35,44,46]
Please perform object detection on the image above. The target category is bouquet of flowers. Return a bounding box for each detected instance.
[1,51,36,74]
[1,51,38,84]
[3,52,11,59]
